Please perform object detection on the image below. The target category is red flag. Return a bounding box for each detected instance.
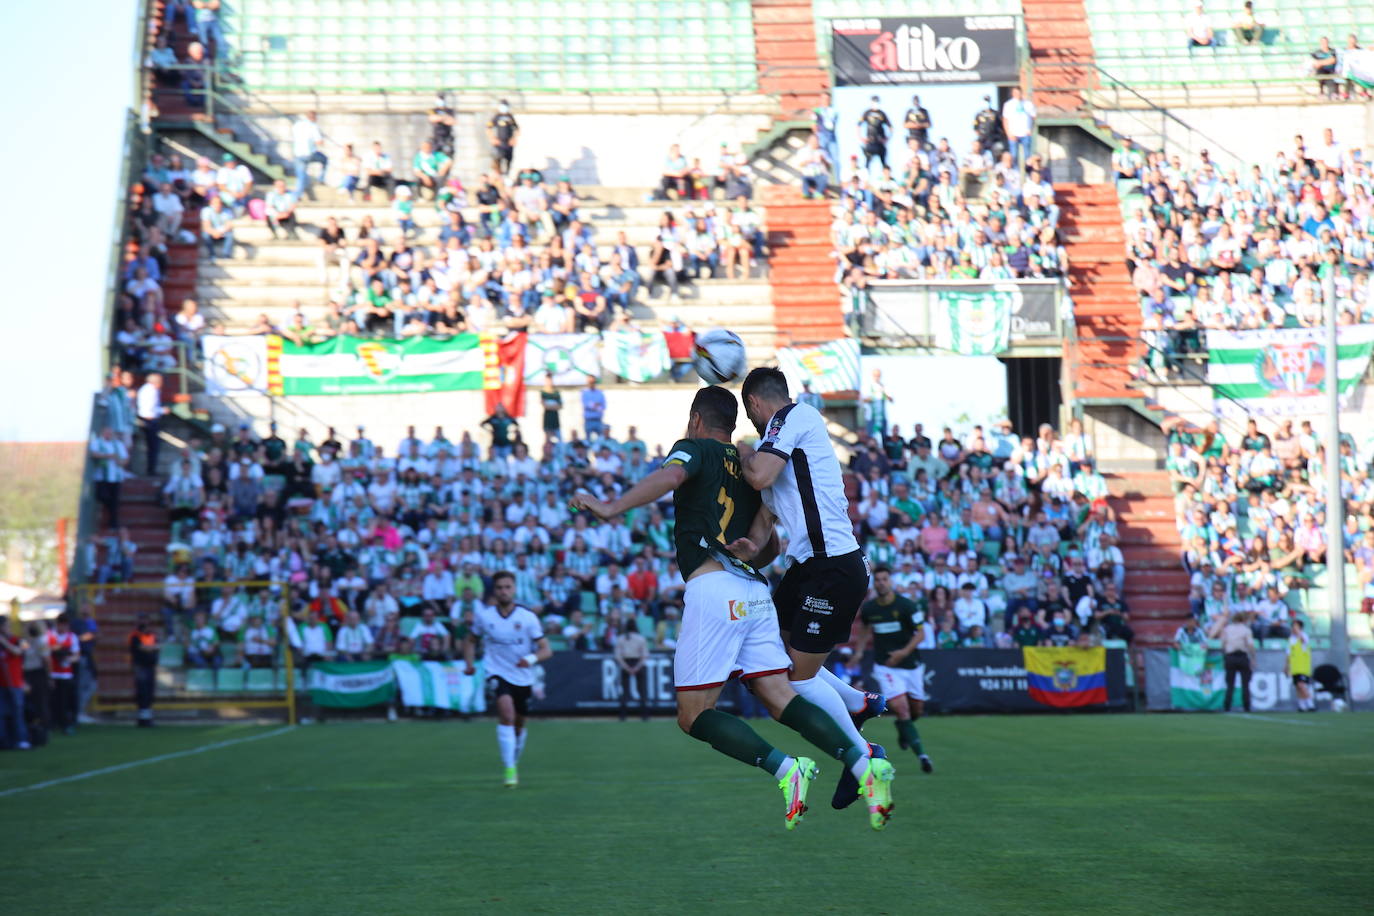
[483,332,528,417]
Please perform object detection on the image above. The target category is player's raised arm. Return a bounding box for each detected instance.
[738,439,787,491]
[570,463,687,520]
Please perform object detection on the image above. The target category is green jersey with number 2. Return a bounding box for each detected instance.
[662,438,762,581]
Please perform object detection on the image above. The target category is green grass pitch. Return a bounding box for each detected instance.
[3,713,1371,914]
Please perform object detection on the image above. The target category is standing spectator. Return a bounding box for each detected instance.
[90,426,129,529]
[1001,87,1037,168]
[863,368,890,440]
[813,93,839,180]
[797,379,824,412]
[0,622,30,749]
[264,179,298,239]
[540,373,563,442]
[136,372,168,475]
[129,615,159,727]
[429,93,456,158]
[903,94,932,150]
[47,614,80,736]
[191,0,224,55]
[581,375,607,440]
[1214,611,1256,712]
[614,624,650,721]
[481,403,518,460]
[487,100,519,175]
[972,95,1002,154]
[798,134,832,199]
[859,95,891,172]
[292,111,328,197]
[72,609,99,723]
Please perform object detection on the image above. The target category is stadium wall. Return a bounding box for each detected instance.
[218,108,774,188]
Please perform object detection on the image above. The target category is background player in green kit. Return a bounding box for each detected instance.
[857,567,934,773]
[571,386,895,830]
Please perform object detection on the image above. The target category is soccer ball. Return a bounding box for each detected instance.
[1331,698,1348,713]
[693,328,747,385]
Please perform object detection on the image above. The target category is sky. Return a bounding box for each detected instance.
[0,0,140,441]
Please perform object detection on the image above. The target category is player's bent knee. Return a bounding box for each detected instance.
[747,673,797,716]
[786,650,827,681]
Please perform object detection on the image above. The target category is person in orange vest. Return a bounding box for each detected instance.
[129,615,160,727]
[47,613,81,735]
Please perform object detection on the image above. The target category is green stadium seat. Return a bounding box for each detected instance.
[276,669,305,690]
[245,668,277,691]
[185,669,215,692]
[545,634,569,652]
[579,591,599,613]
[217,669,247,691]
[636,615,656,638]
[399,617,419,638]
[159,643,184,668]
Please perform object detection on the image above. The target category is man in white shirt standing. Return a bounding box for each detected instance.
[1000,87,1037,170]
[90,426,129,529]
[292,110,327,198]
[136,372,168,476]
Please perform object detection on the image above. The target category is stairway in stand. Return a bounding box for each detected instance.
[1057,182,1141,402]
[760,185,842,346]
[751,0,828,118]
[1106,471,1190,649]
[93,479,173,702]
[1022,0,1096,115]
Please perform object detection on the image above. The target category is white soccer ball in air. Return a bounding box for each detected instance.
[693,328,747,385]
[1331,698,1348,713]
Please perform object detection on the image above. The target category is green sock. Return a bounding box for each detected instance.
[896,718,924,755]
[689,708,782,772]
[779,696,865,769]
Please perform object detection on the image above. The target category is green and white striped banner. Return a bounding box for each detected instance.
[269,334,485,396]
[777,338,861,393]
[390,660,487,713]
[307,660,397,708]
[1206,327,1374,417]
[934,290,1011,356]
[1169,646,1225,710]
[601,330,670,382]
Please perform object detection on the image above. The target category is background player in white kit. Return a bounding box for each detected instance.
[463,570,552,787]
[738,367,894,807]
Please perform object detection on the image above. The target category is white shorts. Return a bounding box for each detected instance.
[872,663,927,701]
[674,572,791,690]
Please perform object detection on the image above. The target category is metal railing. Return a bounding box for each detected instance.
[1028,59,1246,172]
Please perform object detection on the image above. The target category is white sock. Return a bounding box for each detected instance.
[817,665,869,713]
[497,724,517,768]
[790,676,870,779]
[772,755,796,780]
[515,728,527,761]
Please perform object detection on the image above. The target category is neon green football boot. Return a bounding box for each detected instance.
[503,766,518,788]
[778,757,819,830]
[860,757,895,830]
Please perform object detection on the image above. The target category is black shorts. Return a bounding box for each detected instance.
[490,675,532,716]
[773,549,871,654]
[1292,674,1311,686]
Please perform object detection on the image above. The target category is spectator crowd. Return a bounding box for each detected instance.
[1116,127,1374,373]
[1166,416,1374,640]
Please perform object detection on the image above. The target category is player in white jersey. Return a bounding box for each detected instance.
[463,570,551,787]
[739,367,896,808]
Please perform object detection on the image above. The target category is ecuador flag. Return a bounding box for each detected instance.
[1023,646,1108,707]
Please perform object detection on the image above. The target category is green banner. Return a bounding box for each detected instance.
[1169,646,1225,710]
[390,660,487,713]
[601,330,670,382]
[1205,327,1374,417]
[306,660,397,708]
[271,334,485,395]
[934,290,1012,355]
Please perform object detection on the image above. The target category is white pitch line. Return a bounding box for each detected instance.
[0,726,294,798]
[1233,713,1324,727]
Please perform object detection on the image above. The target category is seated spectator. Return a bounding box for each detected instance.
[660,144,691,200]
[264,179,298,239]
[200,196,235,261]
[1232,2,1262,46]
[1310,36,1339,98]
[1185,4,1214,50]
[799,134,832,199]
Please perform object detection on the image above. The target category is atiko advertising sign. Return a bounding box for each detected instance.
[831,16,1019,86]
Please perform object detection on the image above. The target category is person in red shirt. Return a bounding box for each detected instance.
[47,613,80,735]
[626,554,659,609]
[1,621,31,749]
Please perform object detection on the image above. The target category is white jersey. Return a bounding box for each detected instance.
[758,401,860,563]
[471,604,543,687]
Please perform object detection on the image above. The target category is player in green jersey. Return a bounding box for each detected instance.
[571,386,895,830]
[857,567,933,773]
